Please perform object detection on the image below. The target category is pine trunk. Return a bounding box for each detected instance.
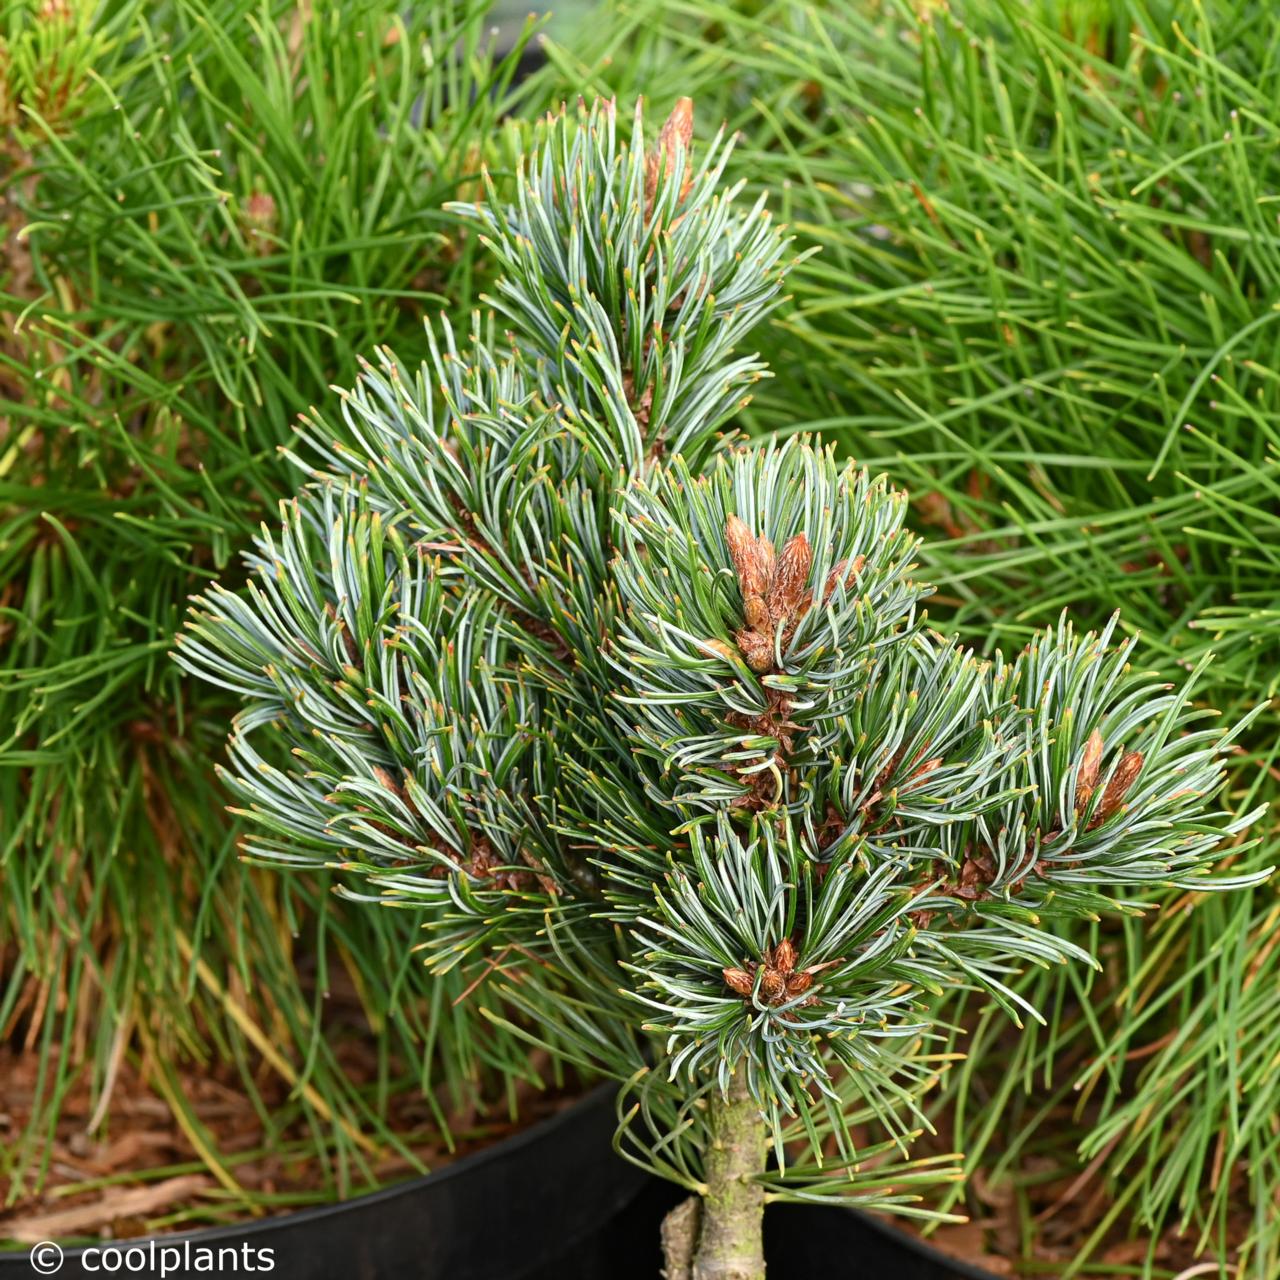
[684,1074,768,1280]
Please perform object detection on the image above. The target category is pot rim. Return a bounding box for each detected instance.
[850,1209,1005,1280]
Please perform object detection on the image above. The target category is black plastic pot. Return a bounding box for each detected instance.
[621,1181,1003,1280]
[767,1202,1002,1279]
[0,1085,657,1280]
[0,1085,999,1279]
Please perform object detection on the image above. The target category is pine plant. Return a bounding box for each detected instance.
[174,98,1266,1279]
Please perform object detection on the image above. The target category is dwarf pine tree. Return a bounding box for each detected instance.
[175,99,1266,1280]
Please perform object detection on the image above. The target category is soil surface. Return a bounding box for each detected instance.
[901,1059,1251,1277]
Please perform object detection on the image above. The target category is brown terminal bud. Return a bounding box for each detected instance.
[771,938,798,973]
[759,968,787,1002]
[735,628,775,674]
[725,513,754,577]
[785,970,813,997]
[743,595,772,633]
[822,554,865,604]
[905,757,944,788]
[645,97,695,211]
[767,534,813,625]
[1098,751,1144,821]
[372,765,403,799]
[1075,729,1104,812]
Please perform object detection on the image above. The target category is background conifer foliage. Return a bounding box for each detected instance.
[1,0,554,1228]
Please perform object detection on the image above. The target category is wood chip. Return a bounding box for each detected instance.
[1,1175,213,1243]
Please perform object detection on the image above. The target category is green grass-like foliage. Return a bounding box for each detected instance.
[1,0,554,1221]
[176,97,1267,1246]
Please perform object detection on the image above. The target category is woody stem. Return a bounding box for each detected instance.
[664,1073,768,1280]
